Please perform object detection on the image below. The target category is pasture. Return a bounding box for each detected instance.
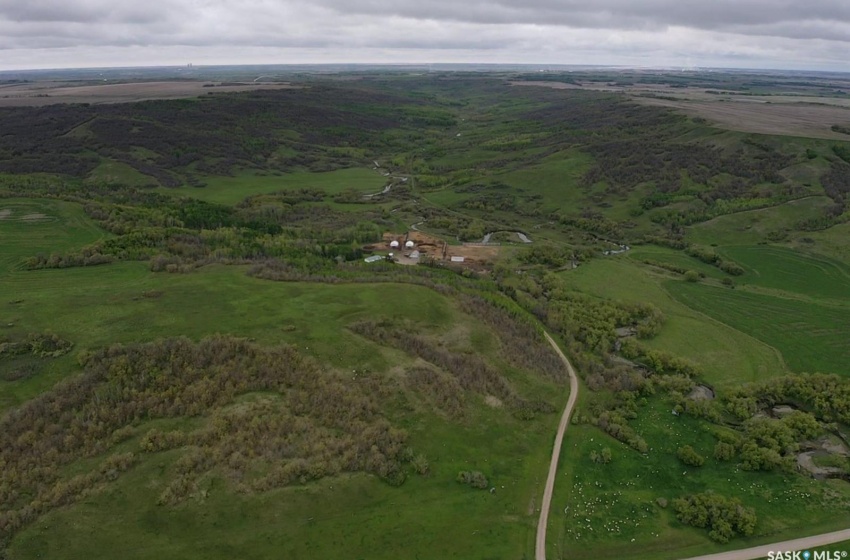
[548,405,850,560]
[563,257,787,387]
[9,396,560,560]
[3,72,850,560]
[85,160,156,187]
[687,197,835,246]
[629,246,726,280]
[159,167,387,205]
[0,198,569,559]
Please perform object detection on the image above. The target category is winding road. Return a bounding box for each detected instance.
[532,333,849,560]
[536,331,580,560]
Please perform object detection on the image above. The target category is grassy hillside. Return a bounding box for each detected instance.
[3,73,850,560]
[0,198,571,559]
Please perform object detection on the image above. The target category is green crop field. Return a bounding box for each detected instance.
[667,281,850,376]
[720,245,850,301]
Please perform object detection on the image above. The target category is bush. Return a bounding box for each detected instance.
[677,445,705,467]
[684,270,701,283]
[589,448,613,464]
[457,470,489,489]
[714,441,737,461]
[718,261,745,276]
[673,492,757,543]
[411,454,430,476]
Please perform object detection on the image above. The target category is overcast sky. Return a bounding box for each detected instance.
[0,0,848,71]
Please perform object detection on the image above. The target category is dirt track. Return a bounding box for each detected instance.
[530,333,850,560]
[535,331,580,560]
[681,528,850,560]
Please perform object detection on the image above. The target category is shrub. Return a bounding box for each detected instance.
[677,445,705,467]
[684,270,701,282]
[714,441,737,461]
[673,492,757,543]
[411,454,430,476]
[457,470,489,489]
[718,261,745,276]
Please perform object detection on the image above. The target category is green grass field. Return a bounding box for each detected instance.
[720,245,850,301]
[10,396,560,560]
[563,257,787,387]
[85,160,157,187]
[666,281,850,376]
[495,150,593,213]
[159,167,387,205]
[1,198,569,560]
[794,221,850,262]
[629,246,727,280]
[548,404,850,560]
[687,197,835,246]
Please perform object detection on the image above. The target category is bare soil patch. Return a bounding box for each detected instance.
[21,213,49,222]
[636,98,850,140]
[484,395,504,408]
[0,81,301,107]
[510,80,850,140]
[510,80,582,90]
[374,231,500,269]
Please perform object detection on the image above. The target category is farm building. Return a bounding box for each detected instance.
[450,256,465,263]
[405,240,415,249]
[390,240,400,249]
[364,255,383,263]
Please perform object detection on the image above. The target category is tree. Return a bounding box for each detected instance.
[714,442,736,462]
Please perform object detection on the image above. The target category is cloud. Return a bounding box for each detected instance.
[0,0,848,70]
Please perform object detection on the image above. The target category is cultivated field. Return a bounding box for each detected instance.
[512,78,850,139]
[667,282,850,376]
[637,97,850,140]
[0,80,300,106]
